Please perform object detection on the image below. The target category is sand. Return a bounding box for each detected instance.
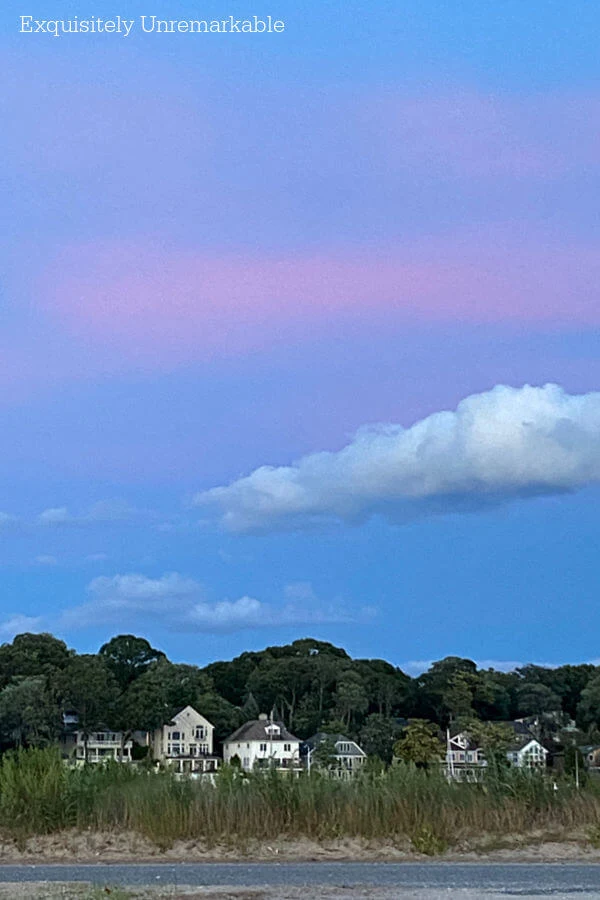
[0,830,599,864]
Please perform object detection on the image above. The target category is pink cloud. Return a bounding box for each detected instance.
[41,235,600,366]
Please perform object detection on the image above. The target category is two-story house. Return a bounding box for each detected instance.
[505,737,548,768]
[303,732,367,777]
[70,730,135,764]
[223,714,301,772]
[150,705,220,775]
[446,732,486,781]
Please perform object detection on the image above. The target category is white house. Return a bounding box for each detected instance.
[150,705,220,775]
[505,738,548,769]
[223,714,301,772]
[303,732,367,777]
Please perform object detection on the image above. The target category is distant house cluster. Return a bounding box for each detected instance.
[446,720,549,781]
[61,707,366,777]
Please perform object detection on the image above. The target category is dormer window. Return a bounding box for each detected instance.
[265,724,280,736]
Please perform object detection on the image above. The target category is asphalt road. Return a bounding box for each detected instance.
[1,862,600,895]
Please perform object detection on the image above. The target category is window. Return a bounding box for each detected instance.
[189,744,197,756]
[338,743,351,753]
[260,743,268,752]
[283,743,291,752]
[195,727,205,739]
[171,731,180,740]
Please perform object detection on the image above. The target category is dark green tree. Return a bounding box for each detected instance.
[99,634,165,691]
[0,676,62,748]
[0,633,72,688]
[359,713,402,764]
[59,655,120,761]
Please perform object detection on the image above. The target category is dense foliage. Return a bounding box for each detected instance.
[0,632,598,755]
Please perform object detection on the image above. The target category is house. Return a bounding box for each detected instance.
[71,729,135,764]
[150,705,220,775]
[446,722,548,780]
[505,736,548,769]
[223,714,301,772]
[446,732,486,782]
[581,745,600,770]
[302,732,367,777]
[59,712,138,765]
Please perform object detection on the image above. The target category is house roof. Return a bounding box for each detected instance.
[303,733,366,756]
[224,719,299,744]
[506,738,548,754]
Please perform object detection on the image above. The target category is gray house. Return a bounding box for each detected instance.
[303,732,367,777]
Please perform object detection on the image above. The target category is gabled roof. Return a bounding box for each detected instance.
[167,706,213,727]
[304,733,366,757]
[506,737,548,754]
[224,719,299,744]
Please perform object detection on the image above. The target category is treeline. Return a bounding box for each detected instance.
[1,632,600,759]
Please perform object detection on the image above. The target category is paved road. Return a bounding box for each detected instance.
[1,862,600,895]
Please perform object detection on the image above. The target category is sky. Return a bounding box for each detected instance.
[2,0,600,671]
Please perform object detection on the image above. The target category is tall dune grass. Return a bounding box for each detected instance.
[0,748,599,850]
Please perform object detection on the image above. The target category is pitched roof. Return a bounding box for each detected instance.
[304,733,366,756]
[224,719,299,744]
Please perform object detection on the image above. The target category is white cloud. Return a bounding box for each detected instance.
[84,553,109,563]
[34,554,58,566]
[0,615,44,638]
[37,500,147,528]
[195,384,600,532]
[25,573,370,634]
[0,512,18,529]
[38,507,71,525]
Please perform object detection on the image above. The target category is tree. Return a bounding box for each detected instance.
[472,670,512,721]
[393,719,443,767]
[463,720,513,776]
[417,657,478,725]
[516,682,561,718]
[0,677,62,748]
[0,633,71,688]
[354,659,409,718]
[58,655,120,761]
[359,713,402,764]
[247,656,313,731]
[333,671,368,731]
[577,674,600,729]
[311,736,339,773]
[99,634,165,691]
[240,692,260,721]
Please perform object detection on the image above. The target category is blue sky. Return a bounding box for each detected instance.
[1,0,599,670]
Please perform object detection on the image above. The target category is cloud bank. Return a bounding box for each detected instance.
[196,384,600,532]
[0,575,371,638]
